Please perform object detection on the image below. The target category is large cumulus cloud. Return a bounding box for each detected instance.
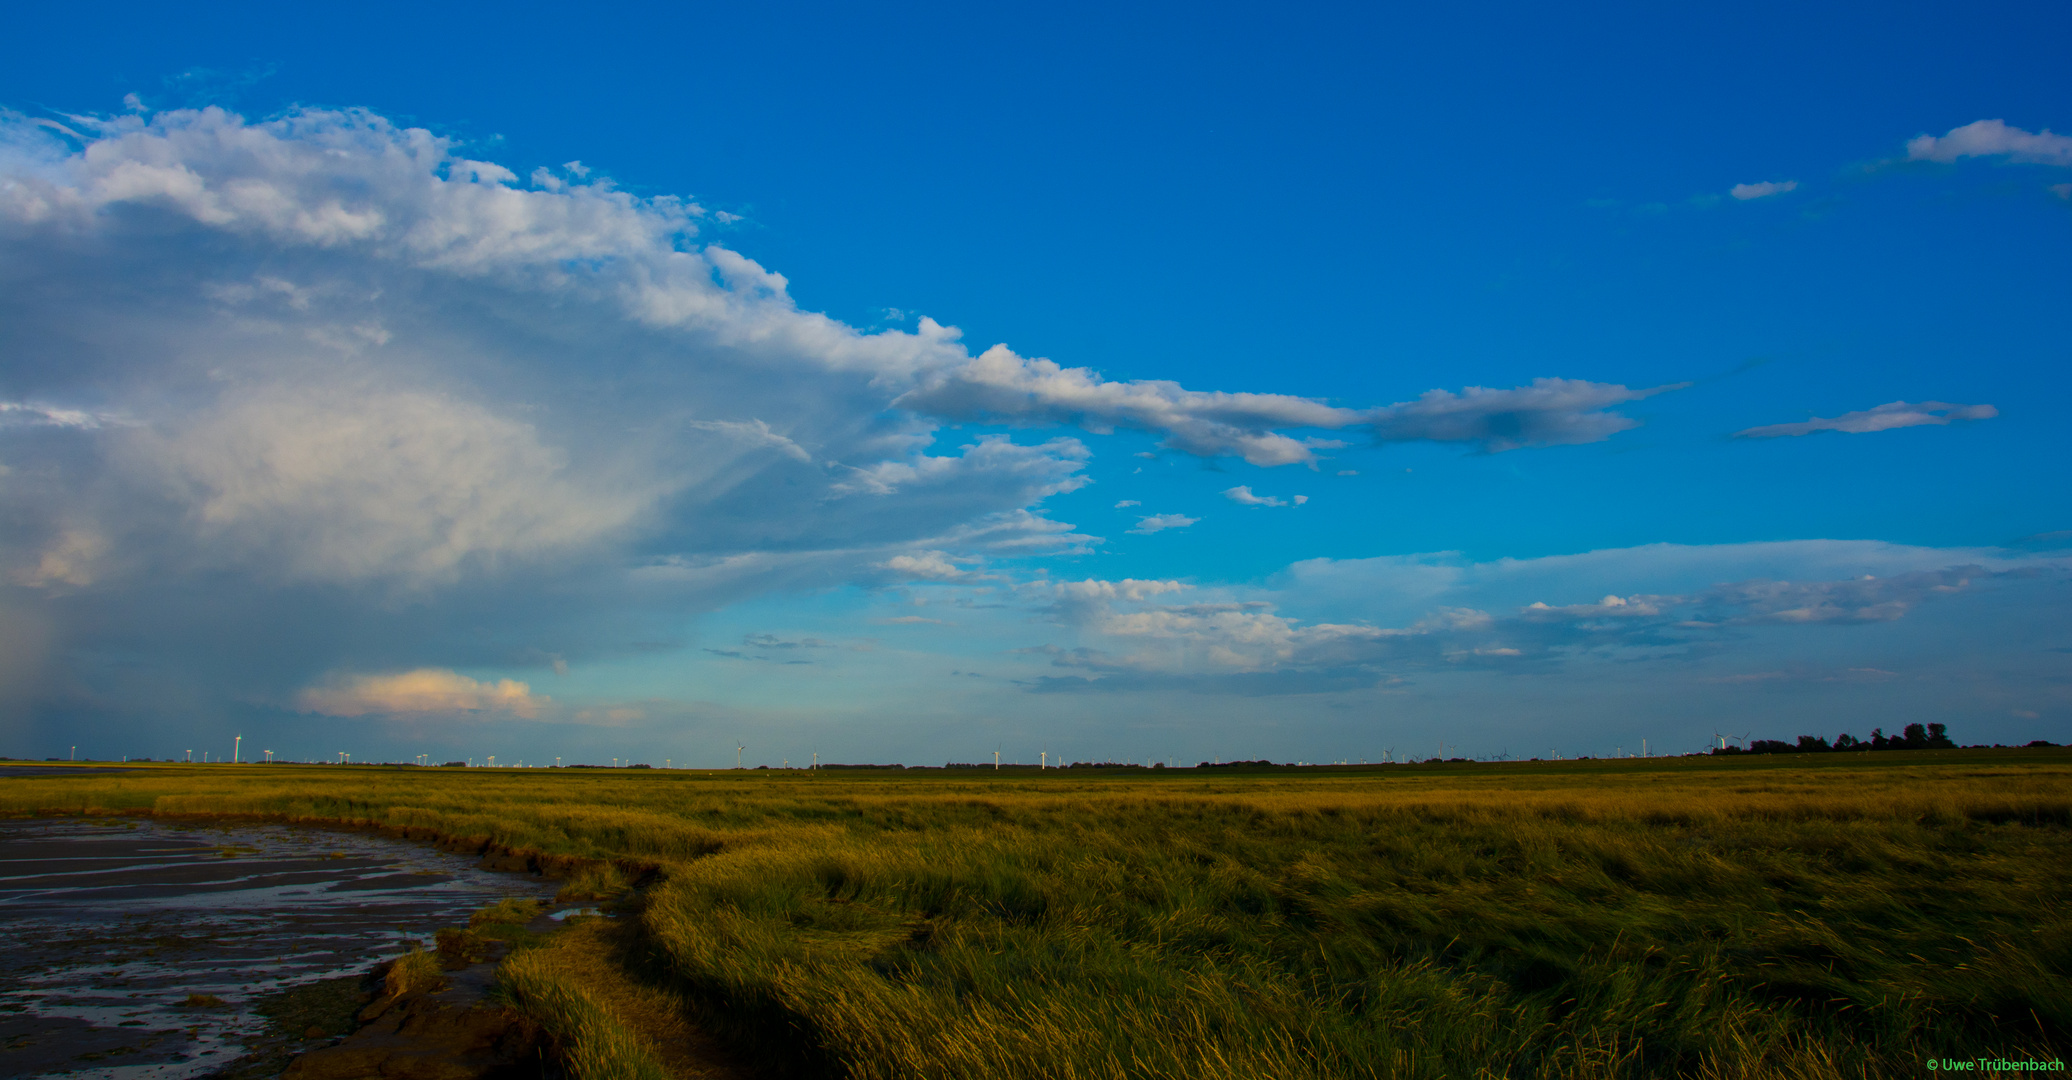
[0,105,1096,722]
[0,103,1678,734]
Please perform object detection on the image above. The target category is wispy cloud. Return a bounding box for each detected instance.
[1014,555,2018,689]
[1734,401,1997,439]
[895,346,1364,467]
[898,352,1675,465]
[1906,119,2072,167]
[1223,486,1307,507]
[1368,378,1684,453]
[1730,180,1798,200]
[743,633,835,649]
[879,551,971,581]
[1128,514,1199,535]
[0,402,115,429]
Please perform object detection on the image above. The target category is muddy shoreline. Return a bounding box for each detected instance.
[0,817,572,1080]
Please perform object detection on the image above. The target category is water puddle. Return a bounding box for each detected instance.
[0,817,559,1080]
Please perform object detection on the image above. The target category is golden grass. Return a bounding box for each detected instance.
[470,897,546,927]
[384,948,445,998]
[499,918,744,1080]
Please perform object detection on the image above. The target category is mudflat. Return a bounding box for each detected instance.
[0,817,555,1080]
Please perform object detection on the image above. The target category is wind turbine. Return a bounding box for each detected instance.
[233,735,241,763]
[994,747,1001,770]
[736,742,746,769]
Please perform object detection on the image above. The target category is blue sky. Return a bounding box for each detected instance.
[0,0,2066,766]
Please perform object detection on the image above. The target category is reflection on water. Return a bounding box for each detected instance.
[0,817,557,1080]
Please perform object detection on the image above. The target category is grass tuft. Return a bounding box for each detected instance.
[384,948,445,998]
[471,897,546,926]
[497,936,671,1080]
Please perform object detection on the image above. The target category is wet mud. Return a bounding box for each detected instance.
[278,951,546,1080]
[0,818,559,1080]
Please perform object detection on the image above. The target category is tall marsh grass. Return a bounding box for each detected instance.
[6,751,2068,1078]
[499,940,672,1080]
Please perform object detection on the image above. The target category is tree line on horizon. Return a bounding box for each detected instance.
[1711,722,2057,755]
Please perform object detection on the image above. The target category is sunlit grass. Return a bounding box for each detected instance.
[7,750,2068,1078]
[383,949,444,998]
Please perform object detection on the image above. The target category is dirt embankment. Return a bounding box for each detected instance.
[283,988,545,1080]
[275,896,750,1080]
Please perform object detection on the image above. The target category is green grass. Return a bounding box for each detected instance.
[6,751,2069,1079]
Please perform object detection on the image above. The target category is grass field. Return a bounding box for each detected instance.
[5,750,2069,1080]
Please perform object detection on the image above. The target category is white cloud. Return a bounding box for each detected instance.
[0,103,1149,720]
[1730,180,1798,200]
[1128,514,1199,535]
[879,550,968,581]
[0,106,1121,602]
[0,402,114,429]
[1906,119,2072,167]
[134,383,651,587]
[1734,400,1997,439]
[895,345,1361,467]
[832,436,1089,499]
[298,668,544,718]
[1366,378,1683,453]
[1114,499,1140,508]
[1222,486,1282,507]
[1049,578,1188,604]
[1222,485,1307,507]
[1520,594,1663,619]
